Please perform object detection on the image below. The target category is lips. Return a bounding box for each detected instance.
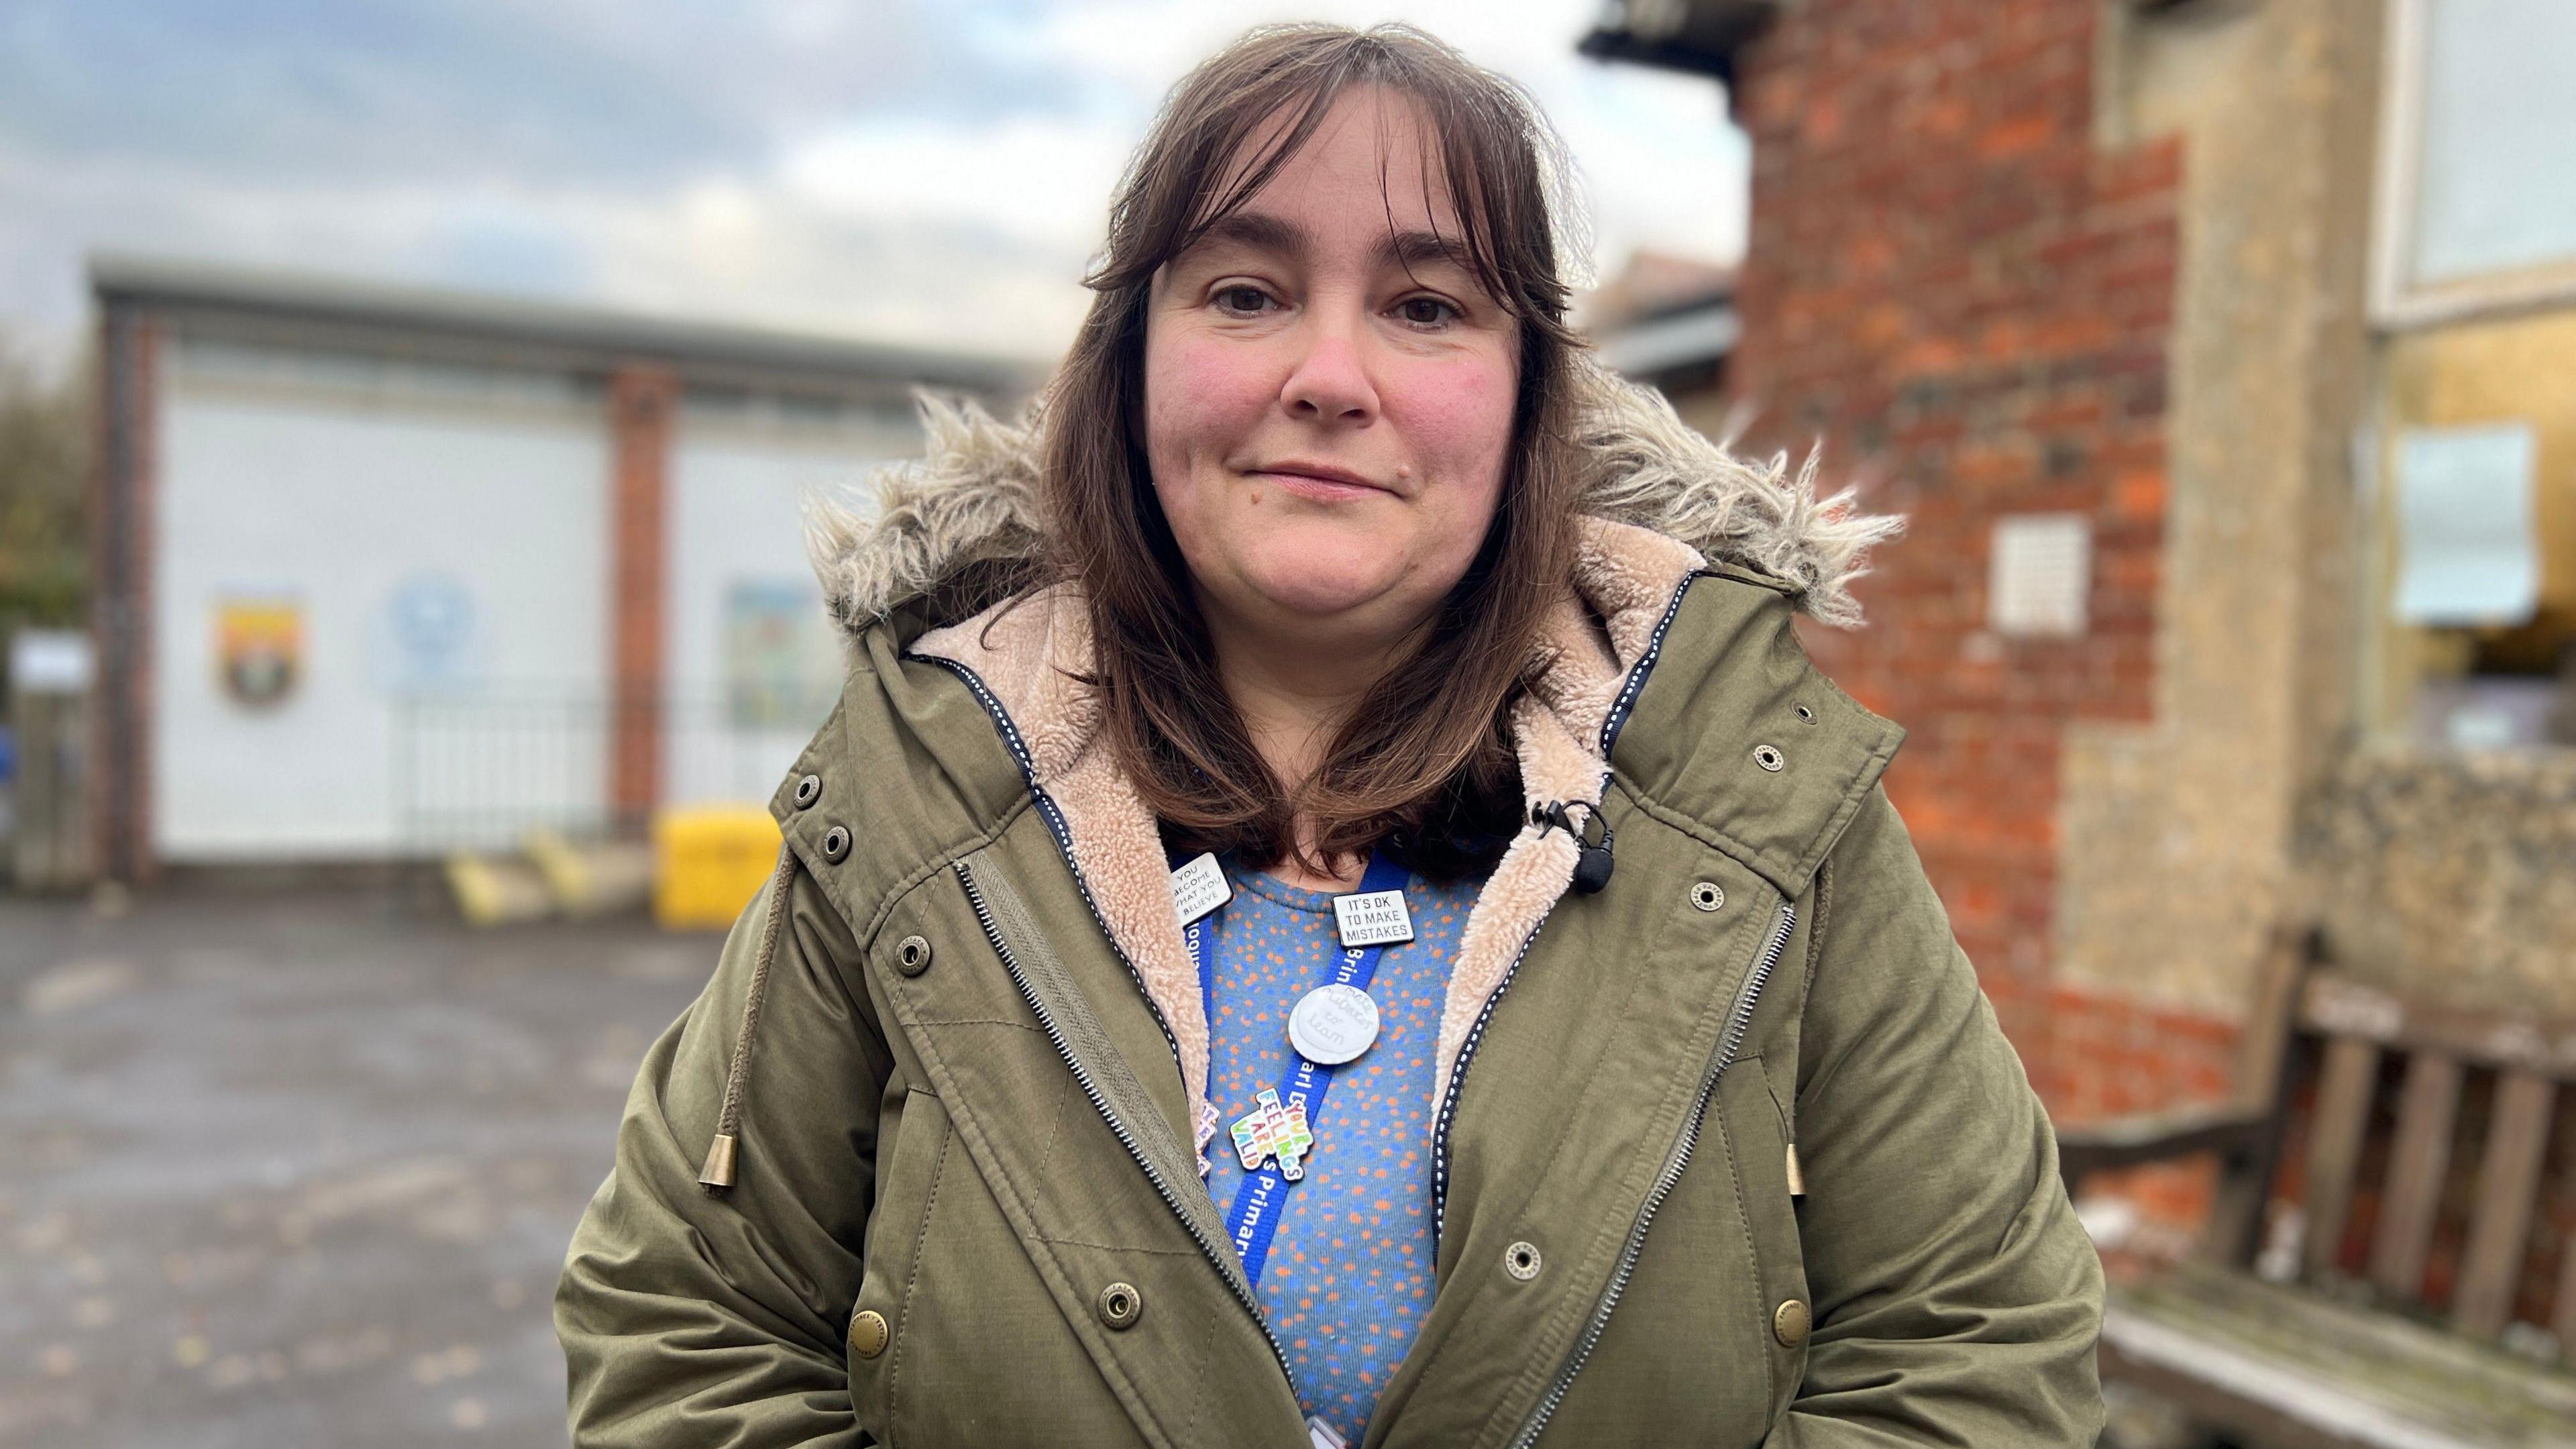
[1244,460,1395,501]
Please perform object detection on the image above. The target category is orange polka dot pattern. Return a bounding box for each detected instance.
[1200,865,1483,1445]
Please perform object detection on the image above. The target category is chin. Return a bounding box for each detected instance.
[1238,541,1408,619]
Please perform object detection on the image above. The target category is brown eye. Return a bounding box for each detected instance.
[1216,286,1271,315]
[1398,297,1458,327]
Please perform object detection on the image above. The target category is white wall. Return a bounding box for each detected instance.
[663,415,898,808]
[154,358,610,859]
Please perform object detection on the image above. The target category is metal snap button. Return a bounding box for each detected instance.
[851,1308,889,1358]
[1753,745,1785,772]
[1773,1297,1811,1348]
[1097,1281,1144,1330]
[1503,1241,1542,1281]
[821,824,851,861]
[895,935,932,977]
[792,773,822,809]
[1690,881,1725,912]
[1793,704,1817,724]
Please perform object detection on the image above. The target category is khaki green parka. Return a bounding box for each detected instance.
[556,364,2106,1448]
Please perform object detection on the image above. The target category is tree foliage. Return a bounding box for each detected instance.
[0,339,89,692]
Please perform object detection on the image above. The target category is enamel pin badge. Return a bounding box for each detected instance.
[1229,1088,1313,1181]
[1331,888,1413,948]
[1171,852,1232,925]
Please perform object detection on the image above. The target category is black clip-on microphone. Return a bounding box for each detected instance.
[1532,799,1615,894]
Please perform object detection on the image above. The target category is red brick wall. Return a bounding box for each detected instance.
[90,307,160,884]
[608,365,676,831]
[1724,0,2193,1113]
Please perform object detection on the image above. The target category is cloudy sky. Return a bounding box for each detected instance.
[0,0,1748,372]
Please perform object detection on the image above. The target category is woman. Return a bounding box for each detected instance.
[557,22,2103,1449]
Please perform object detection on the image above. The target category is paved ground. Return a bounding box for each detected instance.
[0,885,2218,1449]
[0,886,716,1449]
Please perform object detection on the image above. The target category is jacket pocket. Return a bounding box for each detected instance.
[849,1087,951,1440]
[1540,1051,1809,1446]
[1720,1053,1812,1422]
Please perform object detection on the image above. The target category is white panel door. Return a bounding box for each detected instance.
[155,382,609,859]
[664,423,900,808]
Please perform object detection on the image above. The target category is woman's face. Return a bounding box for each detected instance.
[1142,89,1519,648]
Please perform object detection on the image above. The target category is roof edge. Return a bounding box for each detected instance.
[89,251,1045,395]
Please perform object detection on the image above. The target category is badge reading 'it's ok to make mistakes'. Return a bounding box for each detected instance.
[1332,889,1413,948]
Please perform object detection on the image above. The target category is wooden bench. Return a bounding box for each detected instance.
[2057,927,2576,1448]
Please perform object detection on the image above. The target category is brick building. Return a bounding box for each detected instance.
[1584,0,2576,1256]
[87,256,1030,880]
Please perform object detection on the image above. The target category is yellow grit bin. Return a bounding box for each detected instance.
[653,806,784,930]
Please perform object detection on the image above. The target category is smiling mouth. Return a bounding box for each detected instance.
[1244,462,1394,501]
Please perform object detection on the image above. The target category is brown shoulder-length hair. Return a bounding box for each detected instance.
[1041,22,1586,881]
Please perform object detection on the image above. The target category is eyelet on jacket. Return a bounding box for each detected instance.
[792,773,822,809]
[1690,881,1725,912]
[1753,745,1785,772]
[1503,1241,1542,1281]
[1096,1281,1144,1329]
[895,935,932,977]
[1794,704,1817,724]
[821,824,851,861]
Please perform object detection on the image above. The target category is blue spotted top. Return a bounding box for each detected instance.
[1198,863,1484,1444]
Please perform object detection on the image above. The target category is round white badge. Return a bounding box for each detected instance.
[1288,983,1381,1065]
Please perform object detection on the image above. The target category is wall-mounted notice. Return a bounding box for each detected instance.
[2394,423,2540,626]
[724,579,834,729]
[1988,513,2091,637]
[377,572,484,693]
[215,594,303,708]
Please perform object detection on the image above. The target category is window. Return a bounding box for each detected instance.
[2366,2,2576,749]
[2369,315,2576,750]
[2376,0,2576,325]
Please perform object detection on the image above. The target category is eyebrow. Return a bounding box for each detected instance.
[1188,211,1483,280]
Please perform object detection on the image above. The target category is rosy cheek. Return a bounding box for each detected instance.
[1395,354,1515,497]
[1144,330,1258,545]
[1158,332,1277,428]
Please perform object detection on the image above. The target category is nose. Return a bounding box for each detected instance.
[1278,315,1379,425]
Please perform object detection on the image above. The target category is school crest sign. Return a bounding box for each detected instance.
[215,596,303,708]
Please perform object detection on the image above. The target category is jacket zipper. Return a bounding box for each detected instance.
[1504,901,1796,1449]
[953,855,1299,1395]
[920,568,1708,1427]
[1430,912,1550,1236]
[1432,570,1703,1237]
[1597,570,1705,755]
[909,652,1183,1065]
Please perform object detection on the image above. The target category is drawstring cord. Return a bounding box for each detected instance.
[700,841,801,1191]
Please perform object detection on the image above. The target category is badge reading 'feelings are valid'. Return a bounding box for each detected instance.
[1231,1089,1313,1179]
[1332,888,1413,948]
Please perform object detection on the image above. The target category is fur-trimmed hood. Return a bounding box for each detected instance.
[805,354,1898,637]
[790,355,1901,1144]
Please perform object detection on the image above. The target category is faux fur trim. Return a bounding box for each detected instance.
[810,354,1900,635]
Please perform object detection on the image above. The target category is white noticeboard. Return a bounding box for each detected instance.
[2393,423,2540,626]
[9,630,94,695]
[1988,513,2091,638]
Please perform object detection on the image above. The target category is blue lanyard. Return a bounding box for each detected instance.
[1187,849,1409,1289]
